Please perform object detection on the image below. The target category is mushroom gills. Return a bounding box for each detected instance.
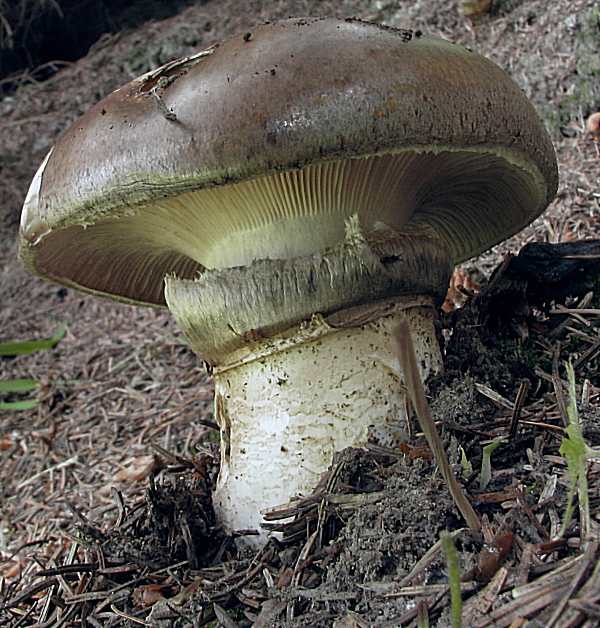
[145,148,544,269]
[25,147,546,310]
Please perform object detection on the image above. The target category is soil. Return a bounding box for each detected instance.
[0,1,599,627]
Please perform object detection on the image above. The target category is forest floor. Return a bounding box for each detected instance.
[1,0,600,626]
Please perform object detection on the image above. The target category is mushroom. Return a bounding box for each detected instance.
[19,17,558,538]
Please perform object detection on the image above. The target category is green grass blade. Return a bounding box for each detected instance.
[479,440,501,491]
[558,361,597,539]
[0,322,68,356]
[440,530,462,628]
[459,446,473,479]
[0,379,39,393]
[0,400,39,411]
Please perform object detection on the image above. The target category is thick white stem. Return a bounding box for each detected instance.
[212,299,441,539]
[165,222,453,542]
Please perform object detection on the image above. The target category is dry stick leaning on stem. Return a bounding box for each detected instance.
[393,313,481,534]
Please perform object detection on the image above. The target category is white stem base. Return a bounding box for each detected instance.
[212,300,441,541]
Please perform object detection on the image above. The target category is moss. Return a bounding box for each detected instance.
[495,337,553,380]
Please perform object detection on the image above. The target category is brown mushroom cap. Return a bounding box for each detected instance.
[19,17,558,307]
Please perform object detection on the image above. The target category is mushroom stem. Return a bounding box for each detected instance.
[165,220,453,538]
[210,298,441,536]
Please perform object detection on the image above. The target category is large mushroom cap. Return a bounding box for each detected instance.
[19,17,558,307]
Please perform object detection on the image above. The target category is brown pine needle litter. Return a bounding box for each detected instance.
[1,0,600,626]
